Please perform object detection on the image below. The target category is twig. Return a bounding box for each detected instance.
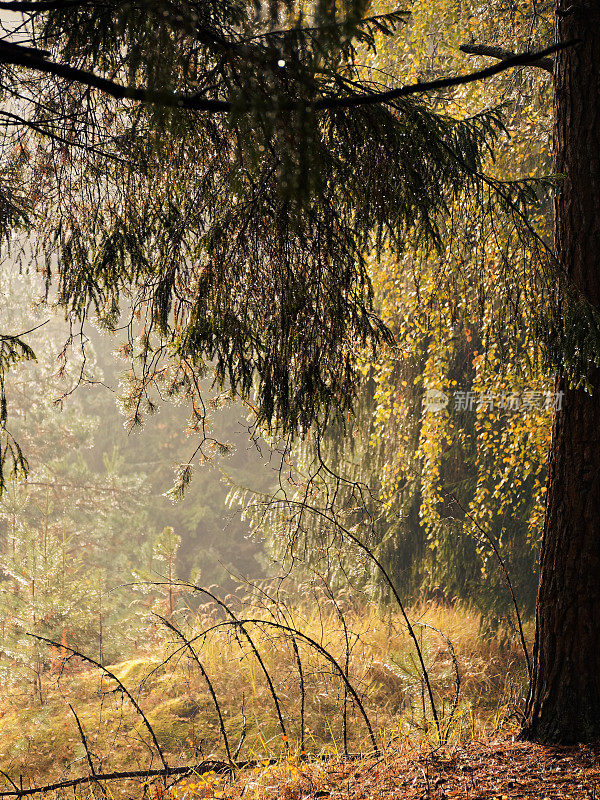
[414,623,460,743]
[234,695,247,760]
[68,705,97,777]
[441,491,532,681]
[27,634,169,770]
[0,320,50,341]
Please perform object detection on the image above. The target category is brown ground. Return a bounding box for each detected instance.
[218,737,600,800]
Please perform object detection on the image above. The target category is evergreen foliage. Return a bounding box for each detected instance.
[0,0,557,496]
[0,0,574,634]
[232,0,555,623]
[0,264,279,697]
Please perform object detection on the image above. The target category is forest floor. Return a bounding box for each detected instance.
[0,602,532,786]
[3,603,595,799]
[185,736,600,800]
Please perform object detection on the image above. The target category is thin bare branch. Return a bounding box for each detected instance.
[27,634,169,770]
[68,704,98,778]
[0,760,236,798]
[154,613,233,764]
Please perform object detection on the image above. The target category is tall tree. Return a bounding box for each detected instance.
[523,0,600,744]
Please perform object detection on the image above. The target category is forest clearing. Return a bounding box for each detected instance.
[1,601,597,800]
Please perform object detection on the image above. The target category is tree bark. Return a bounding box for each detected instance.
[523,0,600,744]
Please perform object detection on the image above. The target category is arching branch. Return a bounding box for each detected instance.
[27,634,169,770]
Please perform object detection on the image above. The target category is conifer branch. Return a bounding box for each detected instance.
[0,40,569,114]
[0,0,84,8]
[317,43,569,108]
[460,43,554,73]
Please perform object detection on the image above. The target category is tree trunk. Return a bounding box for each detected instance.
[523,0,600,744]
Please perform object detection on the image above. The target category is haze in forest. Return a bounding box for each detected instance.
[0,0,599,795]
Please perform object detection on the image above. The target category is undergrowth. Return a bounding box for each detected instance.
[0,598,530,797]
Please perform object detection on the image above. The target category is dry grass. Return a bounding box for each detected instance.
[0,600,532,795]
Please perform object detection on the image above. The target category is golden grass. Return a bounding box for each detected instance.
[0,600,531,795]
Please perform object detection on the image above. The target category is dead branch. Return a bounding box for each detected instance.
[0,760,244,798]
[147,606,379,757]
[68,705,99,778]
[322,584,351,757]
[234,696,247,760]
[288,634,306,753]
[0,749,377,798]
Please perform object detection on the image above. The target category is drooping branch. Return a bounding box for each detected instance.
[261,496,442,738]
[230,617,380,756]
[460,43,554,73]
[154,613,233,763]
[67,704,103,788]
[141,584,378,754]
[183,586,289,743]
[27,634,169,770]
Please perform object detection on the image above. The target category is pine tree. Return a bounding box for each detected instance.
[522,0,600,744]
